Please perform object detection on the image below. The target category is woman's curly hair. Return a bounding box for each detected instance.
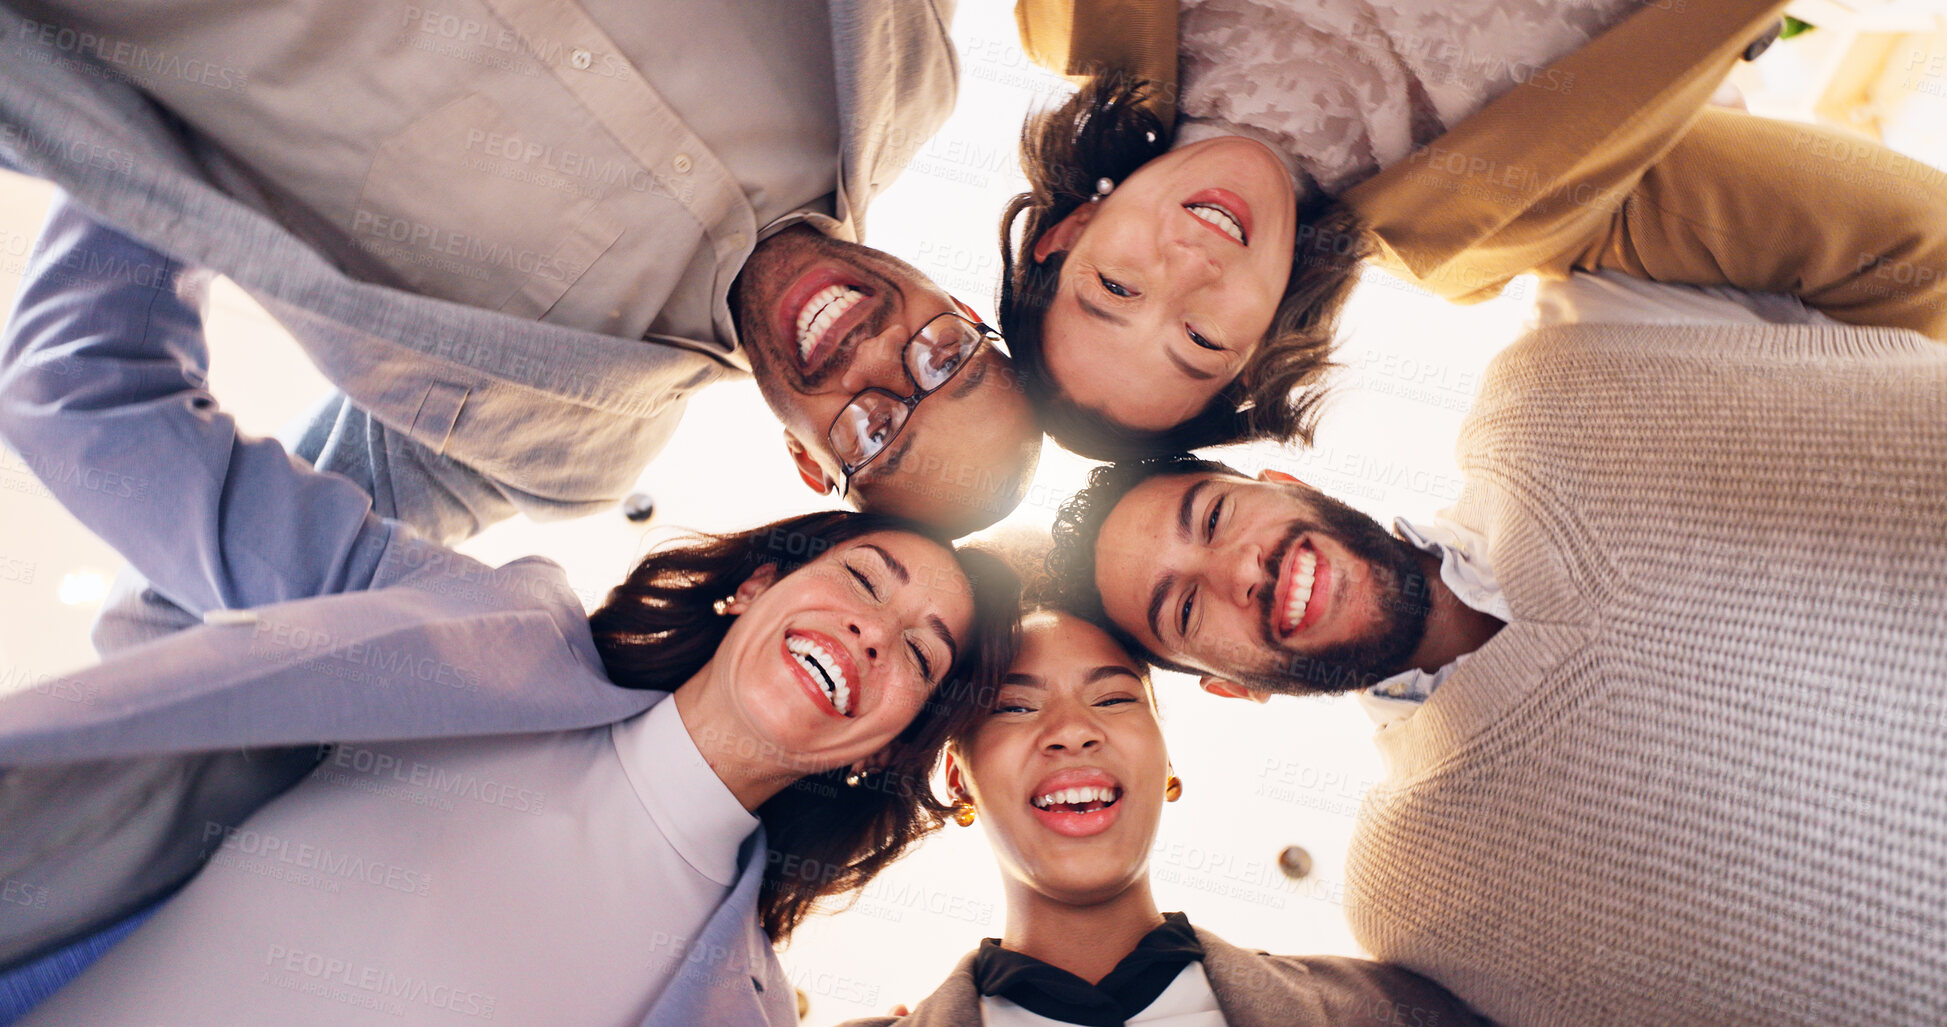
[998,75,1370,461]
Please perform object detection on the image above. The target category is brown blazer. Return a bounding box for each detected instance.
[1015,0,1947,339]
[838,927,1492,1027]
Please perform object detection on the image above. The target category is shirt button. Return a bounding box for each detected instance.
[672,153,693,175]
[569,48,592,70]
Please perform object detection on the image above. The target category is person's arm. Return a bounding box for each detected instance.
[274,389,527,547]
[1341,0,1787,296]
[1570,108,1947,340]
[1339,0,1947,340]
[0,195,395,616]
[0,197,642,758]
[1014,0,1180,114]
[1261,955,1495,1027]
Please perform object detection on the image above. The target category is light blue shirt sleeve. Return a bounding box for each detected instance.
[0,195,395,616]
[0,197,649,764]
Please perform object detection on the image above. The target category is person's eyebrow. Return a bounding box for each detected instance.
[949,355,990,400]
[1166,346,1220,381]
[1146,571,1176,648]
[999,672,1045,687]
[929,614,959,666]
[1177,478,1214,541]
[1086,665,1144,684]
[1076,293,1131,328]
[859,543,910,584]
[1139,479,1214,646]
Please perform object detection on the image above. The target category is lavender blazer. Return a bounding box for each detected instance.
[0,200,793,1026]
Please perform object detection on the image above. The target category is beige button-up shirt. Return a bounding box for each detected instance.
[20,0,844,360]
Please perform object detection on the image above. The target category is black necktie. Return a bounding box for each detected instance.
[970,912,1204,1026]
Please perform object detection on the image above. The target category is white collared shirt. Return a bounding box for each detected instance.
[980,962,1228,1026]
[1356,517,1511,729]
[1528,269,1839,330]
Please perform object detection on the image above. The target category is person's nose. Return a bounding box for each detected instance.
[1163,228,1222,289]
[844,613,893,665]
[1038,695,1105,754]
[1219,538,1265,609]
[839,320,912,397]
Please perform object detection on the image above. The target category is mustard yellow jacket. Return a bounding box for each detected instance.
[1016,0,1947,338]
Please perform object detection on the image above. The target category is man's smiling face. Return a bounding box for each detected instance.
[1091,471,1433,694]
[734,226,1040,536]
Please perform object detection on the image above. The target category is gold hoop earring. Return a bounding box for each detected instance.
[712,596,734,616]
[1164,775,1182,803]
[951,800,977,827]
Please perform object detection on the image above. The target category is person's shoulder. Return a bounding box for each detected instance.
[1197,930,1492,1026]
[1014,0,1179,103]
[833,947,984,1027]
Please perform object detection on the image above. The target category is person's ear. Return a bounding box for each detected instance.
[1031,202,1099,264]
[943,751,972,803]
[784,432,837,496]
[722,562,780,615]
[1257,468,1308,488]
[1199,675,1272,704]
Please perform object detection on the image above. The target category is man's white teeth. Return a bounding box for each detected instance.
[1284,548,1318,632]
[795,285,864,361]
[1030,785,1121,810]
[786,635,852,716]
[1185,203,1245,244]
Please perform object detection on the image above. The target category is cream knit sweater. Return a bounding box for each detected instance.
[1345,321,1947,1026]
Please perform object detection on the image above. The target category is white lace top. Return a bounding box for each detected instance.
[1174,0,1642,200]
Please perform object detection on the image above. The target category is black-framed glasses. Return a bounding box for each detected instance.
[828,312,997,496]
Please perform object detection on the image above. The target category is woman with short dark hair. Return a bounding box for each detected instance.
[840,610,1488,1026]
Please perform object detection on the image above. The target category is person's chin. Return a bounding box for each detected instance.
[844,477,909,517]
[1037,864,1148,908]
[743,340,818,424]
[1278,639,1402,695]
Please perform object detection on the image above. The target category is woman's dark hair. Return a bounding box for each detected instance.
[587,510,1021,941]
[998,76,1370,460]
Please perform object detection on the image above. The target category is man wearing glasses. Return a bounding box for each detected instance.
[734,224,1042,536]
[0,0,1040,549]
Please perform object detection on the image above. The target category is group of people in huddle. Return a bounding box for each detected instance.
[2,0,1945,1024]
